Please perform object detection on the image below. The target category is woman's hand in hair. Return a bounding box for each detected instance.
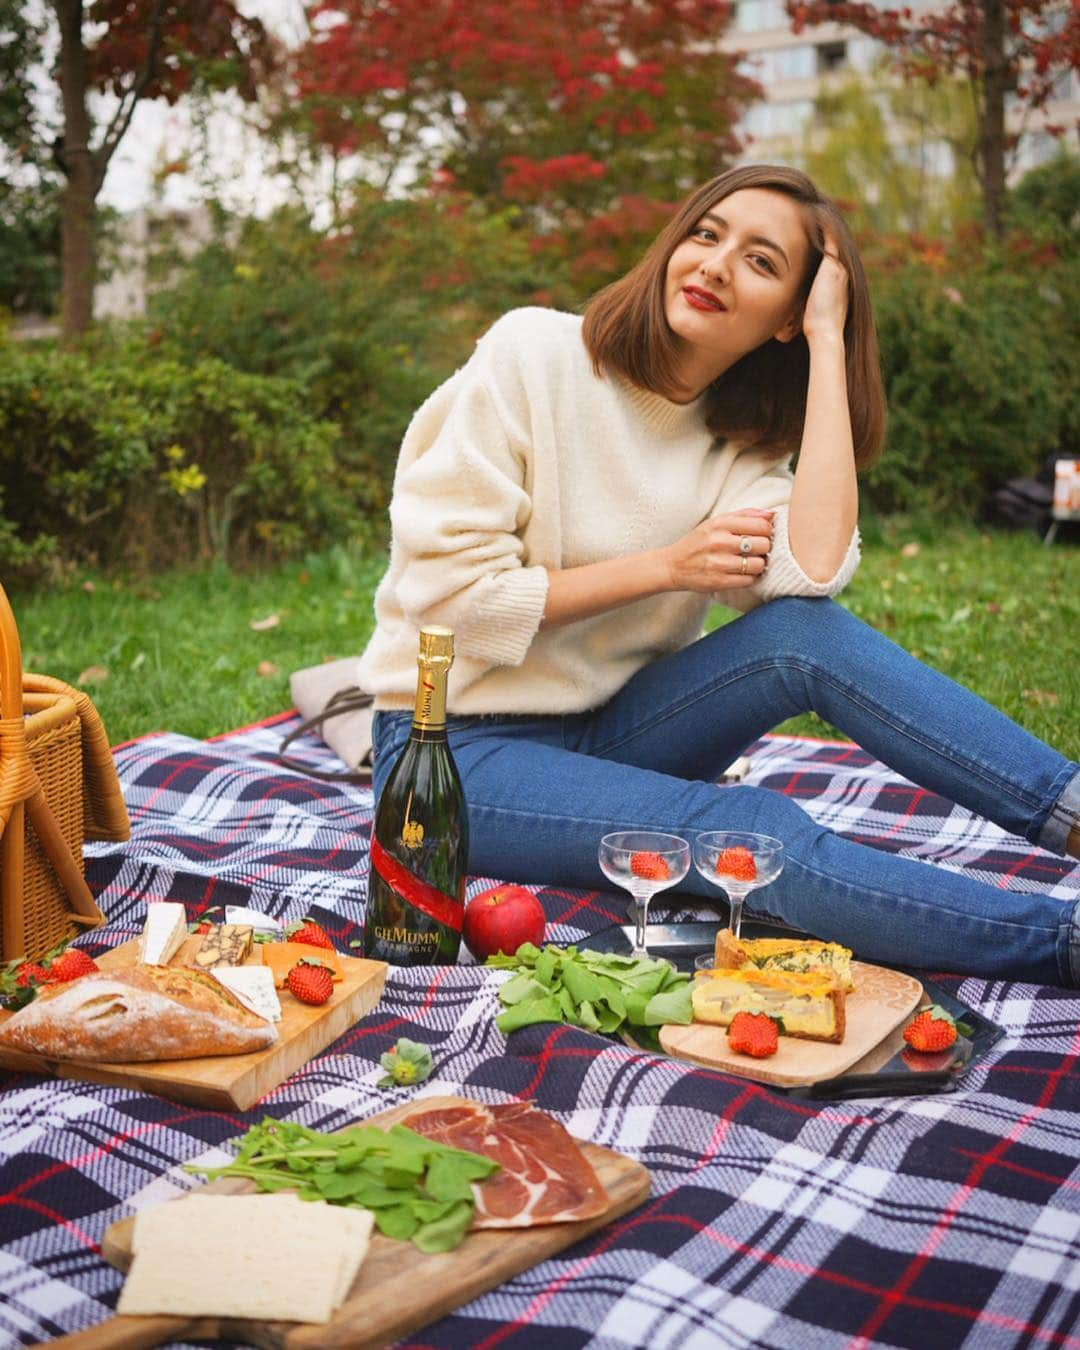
[802,227,848,346]
[662,509,773,593]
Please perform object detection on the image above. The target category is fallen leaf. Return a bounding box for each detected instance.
[1023,689,1060,706]
[298,570,310,585]
[900,541,920,557]
[257,660,279,678]
[249,613,280,632]
[77,665,108,686]
[82,580,96,593]
[949,605,972,624]
[986,601,1002,615]
[131,652,146,671]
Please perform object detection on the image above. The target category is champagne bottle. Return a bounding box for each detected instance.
[363,626,468,965]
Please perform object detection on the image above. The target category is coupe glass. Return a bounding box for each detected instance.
[598,831,690,957]
[693,831,784,940]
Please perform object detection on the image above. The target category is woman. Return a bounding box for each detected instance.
[358,164,1080,984]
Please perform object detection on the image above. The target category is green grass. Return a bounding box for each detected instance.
[11,523,1080,758]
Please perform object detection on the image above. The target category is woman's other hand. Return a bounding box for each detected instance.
[802,227,848,345]
[663,508,773,593]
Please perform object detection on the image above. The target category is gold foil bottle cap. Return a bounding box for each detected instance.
[418,626,454,664]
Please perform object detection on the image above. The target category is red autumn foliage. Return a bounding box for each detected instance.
[86,0,278,105]
[289,0,758,209]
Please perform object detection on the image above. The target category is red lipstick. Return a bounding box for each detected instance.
[682,285,726,313]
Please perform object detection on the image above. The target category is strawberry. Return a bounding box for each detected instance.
[902,1005,958,1053]
[188,906,222,935]
[286,919,334,950]
[630,851,670,882]
[15,962,49,988]
[727,1011,779,1058]
[45,949,99,984]
[715,847,757,882]
[286,959,335,1005]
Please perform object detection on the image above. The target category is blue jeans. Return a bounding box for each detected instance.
[372,598,1080,985]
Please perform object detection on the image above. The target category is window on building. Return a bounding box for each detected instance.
[774,45,816,80]
[734,0,786,33]
[848,37,882,73]
[742,99,815,137]
[817,41,848,74]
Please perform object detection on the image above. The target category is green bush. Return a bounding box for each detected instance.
[147,193,575,497]
[0,335,348,575]
[864,247,1078,514]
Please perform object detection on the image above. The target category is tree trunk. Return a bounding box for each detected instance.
[978,0,1008,239]
[55,0,97,342]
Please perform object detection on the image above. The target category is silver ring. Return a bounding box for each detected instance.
[739,536,752,555]
[739,555,749,575]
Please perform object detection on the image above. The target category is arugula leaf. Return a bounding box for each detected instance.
[488,944,693,1043]
[642,983,694,1027]
[186,1118,499,1253]
[495,993,564,1033]
[413,1199,476,1253]
[497,972,550,1006]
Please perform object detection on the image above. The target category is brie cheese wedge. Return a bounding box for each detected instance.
[139,902,188,966]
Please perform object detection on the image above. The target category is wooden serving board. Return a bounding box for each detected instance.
[0,937,387,1110]
[660,960,923,1088]
[46,1095,652,1350]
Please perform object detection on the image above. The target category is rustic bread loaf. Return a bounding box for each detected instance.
[0,965,278,1062]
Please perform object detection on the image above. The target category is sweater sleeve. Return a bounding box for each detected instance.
[390,370,549,667]
[710,459,861,613]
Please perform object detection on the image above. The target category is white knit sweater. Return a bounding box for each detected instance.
[358,307,860,714]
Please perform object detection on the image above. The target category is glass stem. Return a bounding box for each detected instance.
[630,885,652,954]
[728,888,747,939]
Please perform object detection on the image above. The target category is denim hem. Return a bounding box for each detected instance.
[1064,895,1080,988]
[1037,763,1080,855]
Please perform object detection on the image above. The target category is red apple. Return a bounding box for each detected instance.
[463,884,546,961]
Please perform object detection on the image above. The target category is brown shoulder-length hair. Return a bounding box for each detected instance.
[582,164,885,468]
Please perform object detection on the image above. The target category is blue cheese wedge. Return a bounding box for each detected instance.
[139,902,188,966]
[210,966,282,1022]
[192,924,254,969]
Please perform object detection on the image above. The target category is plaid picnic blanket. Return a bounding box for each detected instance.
[2,716,1080,1350]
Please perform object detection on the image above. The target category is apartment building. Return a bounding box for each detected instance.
[721,0,1078,179]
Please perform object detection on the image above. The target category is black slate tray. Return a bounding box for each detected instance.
[578,919,1004,1100]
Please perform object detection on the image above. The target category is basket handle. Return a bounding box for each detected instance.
[0,582,105,958]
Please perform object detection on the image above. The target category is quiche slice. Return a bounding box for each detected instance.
[692,967,846,1043]
[713,930,855,991]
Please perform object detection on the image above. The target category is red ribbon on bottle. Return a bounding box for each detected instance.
[369,836,463,933]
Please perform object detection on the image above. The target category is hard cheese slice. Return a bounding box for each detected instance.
[261,941,344,989]
[139,902,188,966]
[117,1192,374,1324]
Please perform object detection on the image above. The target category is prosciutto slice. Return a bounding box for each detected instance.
[403,1100,609,1228]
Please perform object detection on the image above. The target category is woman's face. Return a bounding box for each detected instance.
[663,187,812,390]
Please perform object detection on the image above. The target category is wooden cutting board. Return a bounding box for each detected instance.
[0,936,387,1110]
[660,960,923,1087]
[45,1095,651,1350]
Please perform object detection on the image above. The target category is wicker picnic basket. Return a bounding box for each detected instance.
[0,581,129,962]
